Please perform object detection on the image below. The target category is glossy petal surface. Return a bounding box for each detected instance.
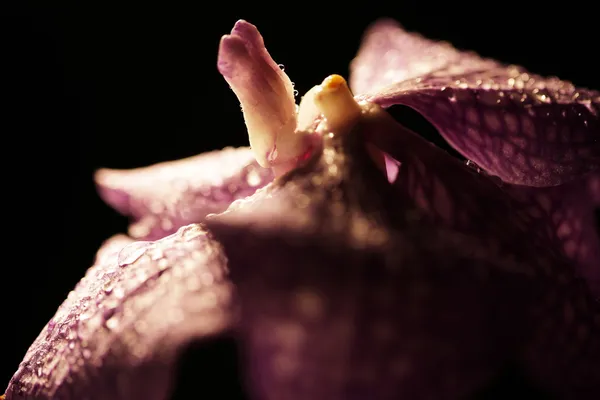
[349,19,497,95]
[5,227,233,400]
[95,147,273,240]
[352,20,600,187]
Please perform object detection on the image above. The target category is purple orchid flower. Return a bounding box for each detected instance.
[3,19,599,400]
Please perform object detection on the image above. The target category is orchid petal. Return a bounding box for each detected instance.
[210,222,523,399]
[503,180,600,296]
[5,226,234,400]
[207,115,600,398]
[349,19,497,95]
[352,20,600,187]
[218,20,312,171]
[95,146,273,240]
[363,108,600,396]
[362,108,550,258]
[364,109,600,297]
[207,179,521,399]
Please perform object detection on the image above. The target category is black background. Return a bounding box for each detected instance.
[2,2,597,394]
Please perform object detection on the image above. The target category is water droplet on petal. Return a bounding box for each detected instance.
[465,160,482,173]
[102,281,114,294]
[46,320,56,337]
[118,241,151,267]
[105,316,119,330]
[246,169,262,187]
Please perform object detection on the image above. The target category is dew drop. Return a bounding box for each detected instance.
[442,86,456,102]
[118,241,151,267]
[246,169,262,187]
[105,316,119,331]
[47,320,56,336]
[113,287,125,299]
[102,281,114,295]
[465,160,482,173]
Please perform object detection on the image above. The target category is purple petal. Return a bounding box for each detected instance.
[504,179,600,296]
[362,111,548,258]
[364,112,600,297]
[95,146,273,240]
[5,226,233,400]
[353,20,600,187]
[207,114,600,398]
[589,172,600,204]
[208,186,520,399]
[349,19,497,95]
[365,108,600,294]
[218,21,311,171]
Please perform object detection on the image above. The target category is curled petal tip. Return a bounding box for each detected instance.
[94,168,115,185]
[94,168,132,215]
[218,21,310,171]
[94,168,124,192]
[217,34,247,78]
[231,19,260,40]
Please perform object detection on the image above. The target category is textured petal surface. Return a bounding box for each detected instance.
[95,146,273,240]
[363,109,600,293]
[349,19,496,96]
[207,113,600,399]
[502,180,600,296]
[352,20,600,187]
[218,20,306,168]
[5,226,234,400]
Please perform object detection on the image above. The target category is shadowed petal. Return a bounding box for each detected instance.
[589,172,600,204]
[208,115,600,399]
[503,180,600,296]
[364,106,600,295]
[207,149,520,399]
[361,109,580,293]
[95,146,273,240]
[353,20,600,187]
[4,226,234,400]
